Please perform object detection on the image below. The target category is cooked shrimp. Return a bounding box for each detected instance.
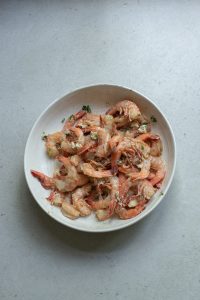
[45,132,65,158]
[136,133,163,157]
[115,200,146,219]
[109,134,122,150]
[47,191,65,206]
[81,163,112,178]
[129,158,151,181]
[111,137,150,174]
[100,115,114,133]
[137,180,155,200]
[95,128,111,158]
[62,110,86,131]
[150,140,163,157]
[31,170,55,189]
[106,100,141,127]
[55,156,88,192]
[72,184,92,216]
[96,176,119,221]
[69,154,82,167]
[136,133,160,142]
[61,201,80,219]
[87,196,111,210]
[150,157,166,186]
[61,127,85,154]
[76,113,100,128]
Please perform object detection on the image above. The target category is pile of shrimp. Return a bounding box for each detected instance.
[31,100,165,221]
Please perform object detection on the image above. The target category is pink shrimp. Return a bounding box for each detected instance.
[47,191,65,206]
[115,200,146,220]
[81,163,112,178]
[55,156,89,192]
[150,157,166,186]
[136,133,160,142]
[111,137,150,175]
[61,127,85,154]
[62,110,86,131]
[136,133,163,157]
[87,196,111,210]
[72,184,92,216]
[106,100,141,128]
[31,170,55,189]
[45,132,65,158]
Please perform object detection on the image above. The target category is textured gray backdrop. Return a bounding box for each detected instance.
[1,1,200,299]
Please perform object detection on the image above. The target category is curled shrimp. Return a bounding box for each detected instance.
[87,196,111,210]
[61,127,85,154]
[137,179,155,200]
[136,133,163,157]
[61,201,80,219]
[45,132,65,158]
[81,163,112,178]
[76,113,100,128]
[115,200,146,220]
[129,158,151,181]
[150,157,166,186]
[111,137,150,174]
[95,176,119,221]
[31,170,55,189]
[55,156,88,192]
[72,184,92,216]
[47,191,65,206]
[62,110,86,131]
[106,100,141,127]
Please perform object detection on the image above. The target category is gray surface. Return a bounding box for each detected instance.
[0,1,200,299]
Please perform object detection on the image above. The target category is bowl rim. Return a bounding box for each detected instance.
[24,84,176,233]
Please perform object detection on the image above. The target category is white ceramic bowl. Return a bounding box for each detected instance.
[24,85,176,232]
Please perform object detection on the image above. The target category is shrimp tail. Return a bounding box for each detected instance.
[31,170,54,189]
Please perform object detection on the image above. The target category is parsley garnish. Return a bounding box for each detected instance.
[151,116,157,123]
[61,117,65,123]
[41,132,47,141]
[68,114,74,121]
[90,132,98,140]
[82,105,92,113]
[160,192,164,196]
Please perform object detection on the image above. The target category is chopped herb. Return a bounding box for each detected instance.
[90,132,98,140]
[41,132,47,141]
[68,114,74,121]
[141,145,144,150]
[160,192,164,196]
[82,105,92,113]
[64,129,71,136]
[151,116,157,123]
[138,124,147,133]
[61,117,65,123]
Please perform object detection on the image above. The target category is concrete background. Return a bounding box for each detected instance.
[1,1,200,299]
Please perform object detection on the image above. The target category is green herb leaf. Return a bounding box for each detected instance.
[151,116,157,123]
[41,132,47,141]
[82,105,92,113]
[61,117,65,123]
[90,132,98,140]
[68,114,74,121]
[160,192,164,196]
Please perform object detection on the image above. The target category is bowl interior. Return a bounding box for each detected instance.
[24,85,176,232]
